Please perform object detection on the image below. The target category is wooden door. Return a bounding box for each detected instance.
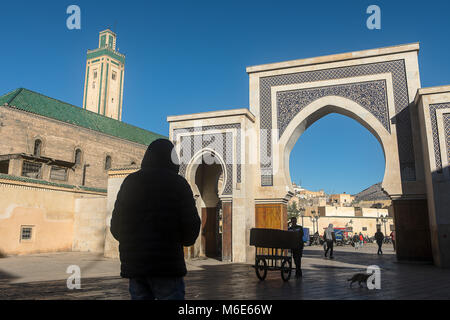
[222,201,232,261]
[255,203,287,230]
[393,199,432,262]
[201,207,218,257]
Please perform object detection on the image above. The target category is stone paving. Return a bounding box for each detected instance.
[1,243,450,300]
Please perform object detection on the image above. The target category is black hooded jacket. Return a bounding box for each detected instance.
[110,139,200,278]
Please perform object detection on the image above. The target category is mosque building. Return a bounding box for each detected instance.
[0,30,164,255]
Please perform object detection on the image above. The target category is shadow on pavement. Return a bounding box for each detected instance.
[0,269,20,284]
[1,248,450,300]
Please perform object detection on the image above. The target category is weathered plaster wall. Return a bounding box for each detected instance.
[73,196,108,253]
[0,179,105,255]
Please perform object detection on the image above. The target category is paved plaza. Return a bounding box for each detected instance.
[1,243,449,300]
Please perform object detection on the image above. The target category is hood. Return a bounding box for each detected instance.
[141,139,180,173]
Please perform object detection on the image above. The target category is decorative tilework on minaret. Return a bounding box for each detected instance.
[83,29,125,121]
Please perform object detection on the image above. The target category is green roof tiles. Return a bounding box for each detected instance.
[0,173,107,193]
[0,88,167,146]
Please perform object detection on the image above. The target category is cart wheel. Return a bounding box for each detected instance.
[281,259,292,281]
[255,258,267,281]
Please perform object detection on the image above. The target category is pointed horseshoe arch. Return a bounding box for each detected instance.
[185,148,229,201]
[276,96,402,197]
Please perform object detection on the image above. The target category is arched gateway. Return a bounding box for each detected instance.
[167,43,450,267]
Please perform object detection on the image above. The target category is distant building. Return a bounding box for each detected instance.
[329,193,354,206]
[292,182,304,194]
[297,188,326,199]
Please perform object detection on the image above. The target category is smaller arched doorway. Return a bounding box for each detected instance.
[195,160,223,259]
[186,150,229,261]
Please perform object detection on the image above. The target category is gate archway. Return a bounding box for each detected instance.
[279,96,401,197]
[167,43,450,266]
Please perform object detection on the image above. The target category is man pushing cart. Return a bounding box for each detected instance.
[250,225,303,281]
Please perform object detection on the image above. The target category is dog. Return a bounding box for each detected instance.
[347,273,371,288]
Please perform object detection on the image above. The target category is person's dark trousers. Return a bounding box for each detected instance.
[377,241,383,255]
[129,277,185,300]
[392,240,396,251]
[292,247,303,277]
[324,240,334,258]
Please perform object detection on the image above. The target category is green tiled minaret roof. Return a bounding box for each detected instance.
[0,88,167,145]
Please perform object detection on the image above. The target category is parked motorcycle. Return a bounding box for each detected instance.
[309,234,320,246]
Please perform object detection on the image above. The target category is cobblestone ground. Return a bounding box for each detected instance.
[1,244,449,300]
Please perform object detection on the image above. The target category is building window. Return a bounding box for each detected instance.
[112,71,117,80]
[33,139,42,157]
[75,149,82,166]
[390,224,395,231]
[22,161,42,178]
[50,166,68,181]
[0,160,9,174]
[93,70,98,79]
[92,81,96,89]
[20,226,34,242]
[105,156,112,170]
[362,227,367,231]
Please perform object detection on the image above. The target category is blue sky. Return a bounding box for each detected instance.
[1,0,449,194]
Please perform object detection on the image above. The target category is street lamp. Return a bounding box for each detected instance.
[380,214,388,236]
[309,216,317,234]
[299,207,305,226]
[346,219,353,230]
[311,210,319,234]
[345,219,353,239]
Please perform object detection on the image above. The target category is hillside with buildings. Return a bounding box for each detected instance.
[353,182,390,202]
[288,182,394,236]
[352,182,392,210]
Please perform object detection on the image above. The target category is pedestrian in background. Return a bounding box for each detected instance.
[375,228,384,255]
[323,229,327,251]
[390,230,396,251]
[324,224,336,259]
[359,233,364,248]
[288,217,304,278]
[353,233,360,249]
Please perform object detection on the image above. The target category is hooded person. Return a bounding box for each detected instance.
[324,224,336,258]
[111,139,201,300]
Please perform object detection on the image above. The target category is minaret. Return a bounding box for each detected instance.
[83,29,125,120]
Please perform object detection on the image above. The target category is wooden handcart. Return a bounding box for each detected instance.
[250,228,302,281]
